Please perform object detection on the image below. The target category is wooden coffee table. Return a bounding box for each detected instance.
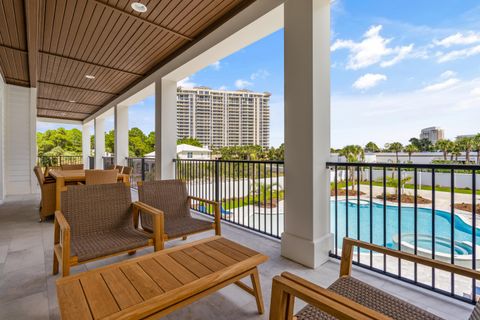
[56,236,268,320]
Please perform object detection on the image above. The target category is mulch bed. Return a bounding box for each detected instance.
[331,189,366,197]
[454,203,480,213]
[376,193,432,204]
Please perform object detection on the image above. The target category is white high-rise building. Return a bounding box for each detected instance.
[177,87,270,148]
[420,127,444,144]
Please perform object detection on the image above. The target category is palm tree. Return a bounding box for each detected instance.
[365,141,380,153]
[339,145,365,190]
[385,142,403,163]
[457,137,474,163]
[451,141,461,161]
[404,144,418,161]
[435,139,453,161]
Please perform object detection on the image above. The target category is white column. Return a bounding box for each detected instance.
[155,79,177,180]
[82,122,92,169]
[114,105,129,166]
[281,0,331,268]
[94,117,105,169]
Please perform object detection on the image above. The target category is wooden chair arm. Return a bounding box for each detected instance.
[340,238,480,280]
[270,274,391,320]
[188,196,219,206]
[54,211,70,232]
[77,182,84,185]
[132,202,164,251]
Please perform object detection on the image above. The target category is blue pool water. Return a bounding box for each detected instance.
[331,201,480,255]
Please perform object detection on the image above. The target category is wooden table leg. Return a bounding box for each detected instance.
[55,177,65,211]
[251,267,265,314]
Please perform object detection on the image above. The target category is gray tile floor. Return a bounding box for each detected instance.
[0,194,474,320]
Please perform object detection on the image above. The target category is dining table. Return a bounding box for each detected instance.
[48,169,129,210]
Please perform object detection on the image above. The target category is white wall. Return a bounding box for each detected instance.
[4,85,37,195]
[0,75,5,201]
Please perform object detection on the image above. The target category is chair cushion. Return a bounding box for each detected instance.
[163,216,213,239]
[71,228,151,262]
[295,276,442,320]
[470,301,480,320]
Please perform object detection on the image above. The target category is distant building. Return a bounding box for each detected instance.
[145,144,212,160]
[176,87,270,148]
[420,127,444,144]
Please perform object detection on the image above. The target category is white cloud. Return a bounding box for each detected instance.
[331,77,480,148]
[421,78,460,92]
[437,44,480,63]
[440,70,457,79]
[331,25,414,70]
[434,32,480,47]
[352,73,387,90]
[178,77,196,88]
[210,61,221,70]
[471,88,480,96]
[218,85,228,91]
[250,69,270,80]
[234,79,253,88]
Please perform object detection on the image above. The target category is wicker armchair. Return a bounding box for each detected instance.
[53,183,163,276]
[33,166,56,222]
[61,164,84,170]
[84,169,118,185]
[122,166,132,175]
[270,238,480,320]
[137,180,221,249]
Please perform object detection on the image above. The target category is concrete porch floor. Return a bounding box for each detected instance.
[0,194,474,320]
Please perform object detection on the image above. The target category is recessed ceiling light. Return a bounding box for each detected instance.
[85,74,95,79]
[131,2,147,13]
[69,100,76,103]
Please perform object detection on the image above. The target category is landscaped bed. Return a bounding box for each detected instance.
[376,193,432,204]
[454,203,480,213]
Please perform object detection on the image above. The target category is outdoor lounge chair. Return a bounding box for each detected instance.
[84,169,118,185]
[137,180,221,248]
[60,164,84,170]
[53,182,163,276]
[270,237,480,320]
[33,166,56,222]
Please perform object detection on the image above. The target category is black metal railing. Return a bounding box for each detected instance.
[327,161,480,304]
[102,156,115,169]
[36,155,84,167]
[126,157,156,188]
[174,159,284,238]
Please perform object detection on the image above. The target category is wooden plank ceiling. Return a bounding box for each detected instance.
[0,0,254,121]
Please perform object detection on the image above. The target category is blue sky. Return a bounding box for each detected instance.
[39,0,480,148]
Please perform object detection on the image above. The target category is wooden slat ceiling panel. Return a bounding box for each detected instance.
[0,0,255,120]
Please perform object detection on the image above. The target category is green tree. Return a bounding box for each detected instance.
[435,139,453,161]
[457,136,474,163]
[177,137,202,147]
[473,134,480,164]
[105,130,115,154]
[365,141,380,153]
[338,145,364,190]
[385,142,403,163]
[404,144,418,161]
[409,137,433,152]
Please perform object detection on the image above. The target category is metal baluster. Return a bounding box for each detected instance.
[450,169,455,296]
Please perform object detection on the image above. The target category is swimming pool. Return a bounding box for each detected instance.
[331,200,480,255]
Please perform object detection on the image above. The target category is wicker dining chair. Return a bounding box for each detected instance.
[84,169,118,185]
[137,180,221,249]
[33,166,56,221]
[53,182,163,276]
[61,164,84,170]
[115,165,124,173]
[270,237,480,320]
[122,166,132,175]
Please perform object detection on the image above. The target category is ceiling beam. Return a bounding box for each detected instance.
[25,0,40,87]
[4,76,30,83]
[37,107,91,115]
[0,44,28,54]
[38,81,119,96]
[39,51,143,77]
[38,97,102,108]
[91,0,193,41]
